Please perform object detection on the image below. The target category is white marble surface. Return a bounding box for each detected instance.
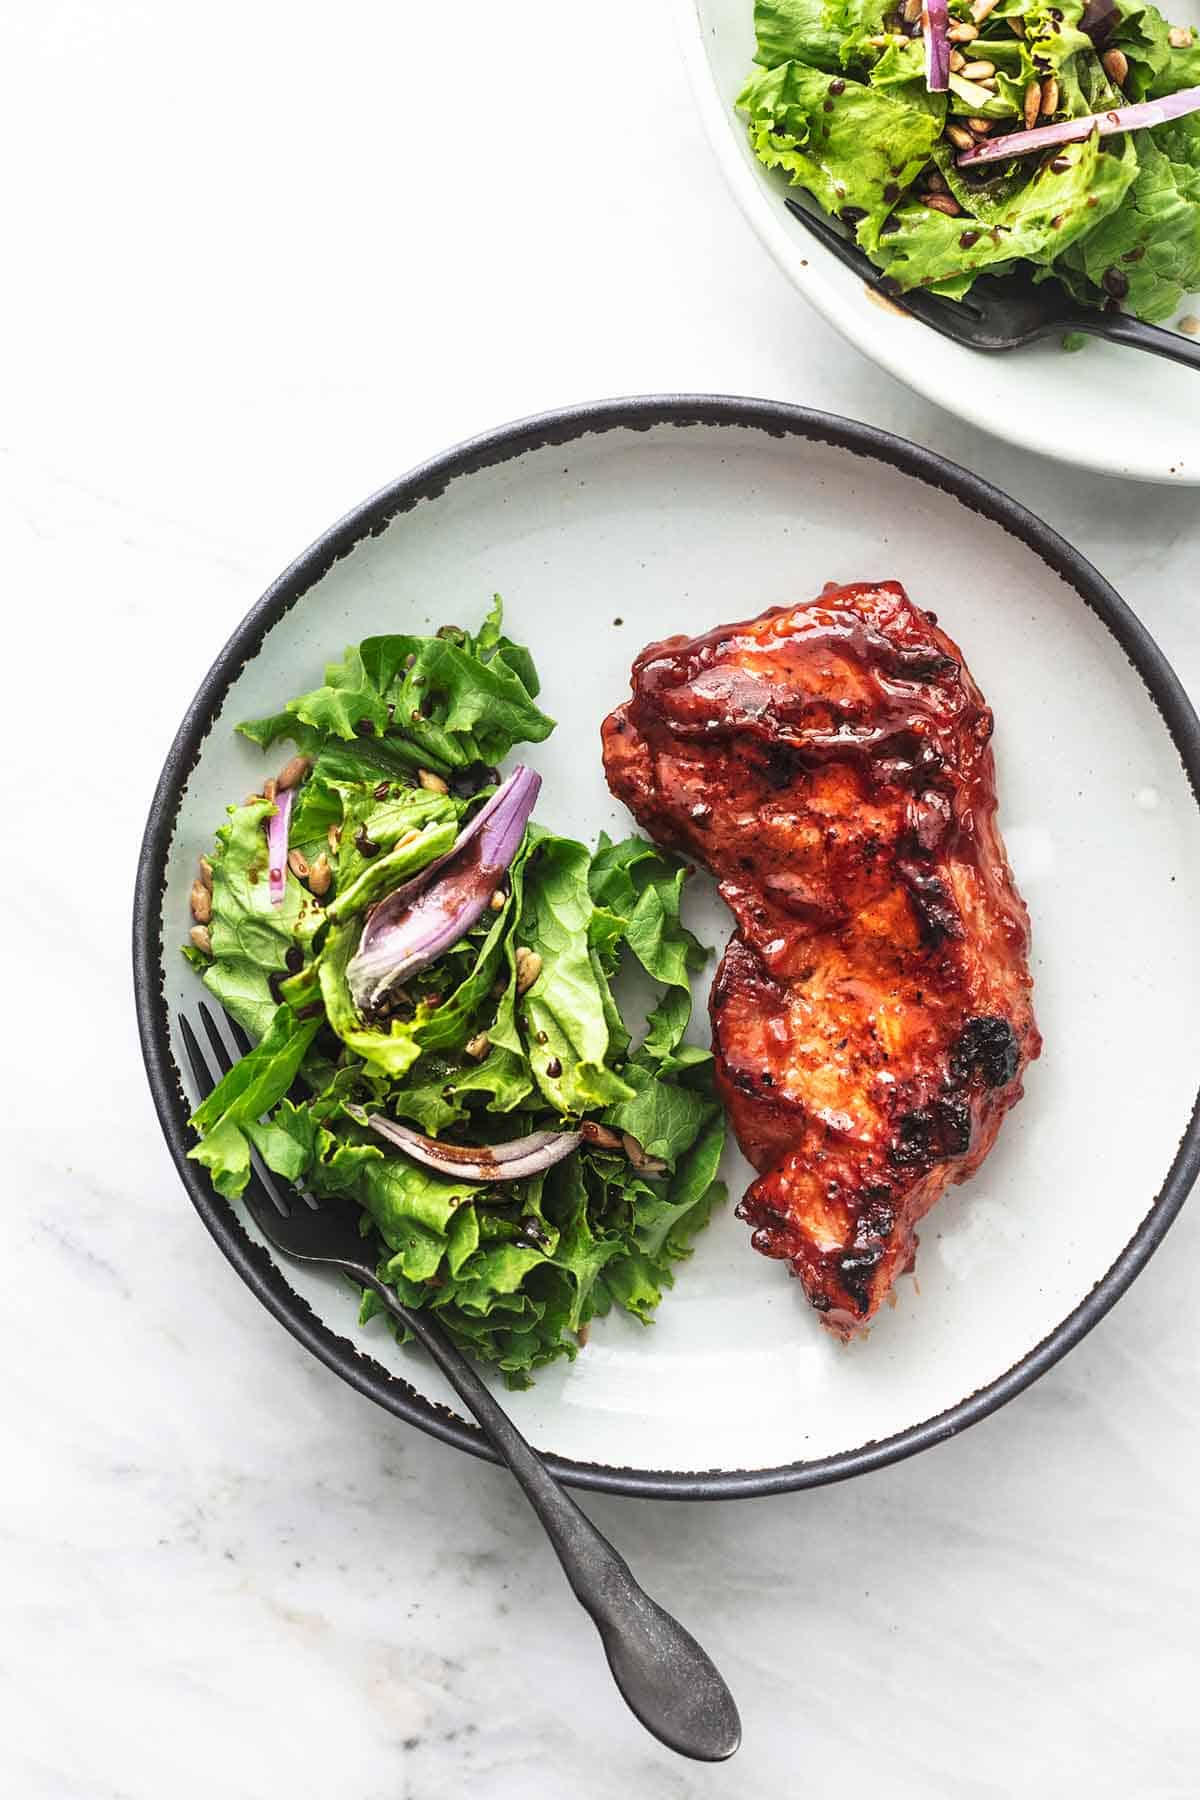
[5,4,1200,1795]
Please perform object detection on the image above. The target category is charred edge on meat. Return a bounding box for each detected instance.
[887,1016,1018,1175]
[950,1014,1020,1089]
[897,862,964,946]
[835,1187,899,1309]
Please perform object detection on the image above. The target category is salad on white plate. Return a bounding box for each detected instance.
[739,0,1200,322]
[675,0,1200,480]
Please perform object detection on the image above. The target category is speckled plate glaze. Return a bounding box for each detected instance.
[674,0,1200,485]
[134,397,1200,1497]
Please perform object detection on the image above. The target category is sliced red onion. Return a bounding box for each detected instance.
[957,86,1200,166]
[266,786,296,907]
[346,764,540,1013]
[1080,0,1118,46]
[923,0,950,93]
[366,1113,581,1181]
[371,766,536,917]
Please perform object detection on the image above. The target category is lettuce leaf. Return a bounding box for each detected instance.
[1054,130,1200,320]
[875,129,1137,292]
[753,0,853,72]
[358,1117,727,1385]
[1107,0,1173,98]
[738,61,943,250]
[239,597,553,773]
[1152,42,1200,98]
[200,798,325,1041]
[187,1006,322,1197]
[515,832,637,1114]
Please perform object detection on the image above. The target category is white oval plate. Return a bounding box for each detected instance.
[674,0,1200,484]
[135,399,1200,1496]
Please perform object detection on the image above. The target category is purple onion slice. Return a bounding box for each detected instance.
[366,1112,582,1182]
[956,86,1200,166]
[267,786,296,907]
[1080,0,1119,46]
[346,764,541,1013]
[923,0,950,93]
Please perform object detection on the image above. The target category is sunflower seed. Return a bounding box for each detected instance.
[960,59,995,77]
[263,777,278,803]
[1040,75,1059,115]
[946,123,976,150]
[1023,79,1041,128]
[465,1031,491,1060]
[950,48,966,70]
[189,924,212,956]
[1169,24,1193,46]
[307,853,332,897]
[621,1132,669,1176]
[190,880,212,923]
[580,1120,624,1151]
[198,854,214,890]
[1101,47,1129,83]
[287,848,310,881]
[922,192,962,216]
[515,947,542,994]
[947,20,979,40]
[970,0,998,20]
[418,768,449,794]
[277,754,313,791]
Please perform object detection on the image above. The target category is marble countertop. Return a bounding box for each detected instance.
[6,4,1199,1796]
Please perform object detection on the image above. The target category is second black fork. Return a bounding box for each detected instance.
[785,196,1200,367]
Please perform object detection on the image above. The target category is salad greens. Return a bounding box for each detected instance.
[183,599,726,1385]
[740,0,1200,322]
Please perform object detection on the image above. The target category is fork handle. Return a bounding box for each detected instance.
[1066,310,1200,370]
[357,1272,740,1762]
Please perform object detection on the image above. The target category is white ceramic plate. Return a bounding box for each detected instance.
[135,399,1200,1496]
[674,0,1200,485]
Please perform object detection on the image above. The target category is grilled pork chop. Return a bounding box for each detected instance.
[602,582,1039,1336]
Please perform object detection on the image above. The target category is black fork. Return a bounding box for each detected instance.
[179,1002,741,1764]
[785,197,1200,367]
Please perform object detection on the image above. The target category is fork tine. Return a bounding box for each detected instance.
[897,279,984,321]
[179,1013,216,1097]
[179,1009,291,1220]
[937,287,986,321]
[241,1158,292,1222]
[783,196,999,342]
[198,1000,235,1075]
[227,1015,254,1058]
[784,198,878,280]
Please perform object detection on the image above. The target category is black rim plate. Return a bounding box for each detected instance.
[132,395,1200,1498]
